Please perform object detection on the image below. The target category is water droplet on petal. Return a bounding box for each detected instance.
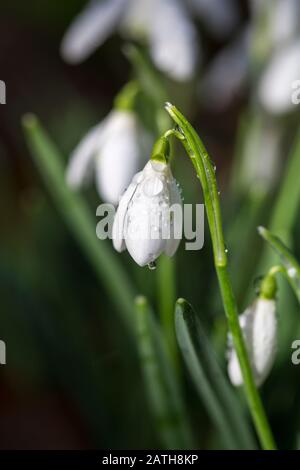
[150,160,166,172]
[134,172,144,184]
[288,266,297,278]
[148,261,157,271]
[143,177,164,197]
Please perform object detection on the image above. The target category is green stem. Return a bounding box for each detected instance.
[216,266,275,449]
[157,255,178,370]
[175,298,256,449]
[165,103,276,450]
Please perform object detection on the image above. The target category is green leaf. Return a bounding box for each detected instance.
[258,226,300,303]
[22,114,136,335]
[175,298,256,450]
[165,103,274,450]
[135,296,193,449]
[269,127,300,240]
[257,127,300,277]
[165,103,226,267]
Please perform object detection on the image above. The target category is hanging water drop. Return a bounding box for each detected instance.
[287,266,297,278]
[148,261,157,271]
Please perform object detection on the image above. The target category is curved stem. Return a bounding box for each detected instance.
[165,103,276,450]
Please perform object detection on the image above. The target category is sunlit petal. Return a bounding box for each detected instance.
[61,0,127,63]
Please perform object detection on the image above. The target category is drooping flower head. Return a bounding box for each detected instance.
[227,273,278,387]
[112,136,182,266]
[61,0,199,82]
[66,81,151,205]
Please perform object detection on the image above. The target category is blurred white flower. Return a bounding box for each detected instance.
[238,118,282,195]
[258,39,300,114]
[66,109,150,205]
[61,0,199,81]
[112,159,182,266]
[270,0,300,47]
[201,0,300,114]
[227,298,277,387]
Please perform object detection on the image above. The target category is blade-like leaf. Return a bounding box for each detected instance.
[135,296,193,449]
[175,298,256,450]
[22,114,136,334]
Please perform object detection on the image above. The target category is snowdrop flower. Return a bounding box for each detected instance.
[201,0,300,113]
[258,39,300,114]
[61,0,199,81]
[227,276,278,387]
[254,0,300,114]
[270,0,300,47]
[66,106,150,205]
[112,138,182,266]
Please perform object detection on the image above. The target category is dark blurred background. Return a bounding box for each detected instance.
[1,0,300,450]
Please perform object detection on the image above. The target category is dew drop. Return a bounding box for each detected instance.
[143,177,163,197]
[148,261,157,271]
[288,266,297,278]
[133,172,143,184]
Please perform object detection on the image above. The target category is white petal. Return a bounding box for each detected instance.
[227,299,277,387]
[94,111,147,204]
[252,299,277,386]
[124,195,166,267]
[66,121,104,189]
[271,0,300,47]
[125,219,166,266]
[123,160,172,266]
[121,0,154,37]
[227,308,254,386]
[149,0,199,81]
[112,177,139,252]
[258,39,300,114]
[227,352,244,386]
[164,178,182,257]
[61,0,127,64]
[189,0,240,38]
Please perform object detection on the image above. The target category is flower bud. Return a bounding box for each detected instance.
[66,109,150,205]
[227,296,277,387]
[112,159,182,267]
